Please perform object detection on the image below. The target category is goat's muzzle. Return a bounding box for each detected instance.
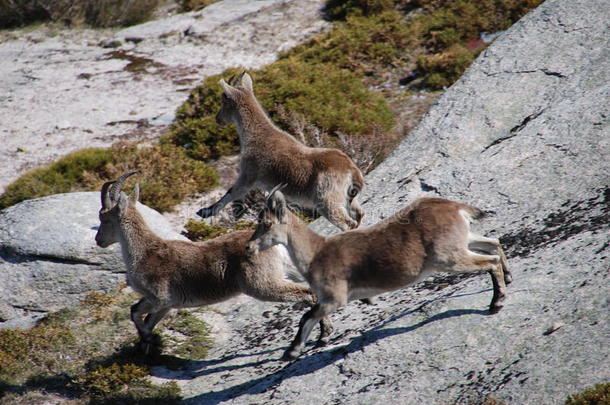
[246,241,259,256]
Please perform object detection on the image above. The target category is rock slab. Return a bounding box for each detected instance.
[0,192,187,327]
[145,0,607,403]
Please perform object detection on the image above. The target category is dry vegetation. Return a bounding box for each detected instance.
[0,286,213,403]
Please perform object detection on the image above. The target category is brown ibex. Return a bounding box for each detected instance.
[247,187,511,360]
[196,72,365,231]
[95,172,332,354]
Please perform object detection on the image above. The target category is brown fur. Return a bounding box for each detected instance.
[94,175,330,355]
[197,72,364,231]
[248,193,511,360]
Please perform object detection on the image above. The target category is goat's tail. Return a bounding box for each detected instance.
[459,203,486,222]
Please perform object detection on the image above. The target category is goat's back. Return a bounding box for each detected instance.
[307,198,479,291]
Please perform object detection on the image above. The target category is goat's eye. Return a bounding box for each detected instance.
[348,186,359,198]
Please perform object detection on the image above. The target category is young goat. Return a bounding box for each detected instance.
[196,72,365,231]
[247,187,512,360]
[95,172,332,354]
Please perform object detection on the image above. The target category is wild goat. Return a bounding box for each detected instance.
[247,187,512,360]
[196,72,365,231]
[95,172,332,354]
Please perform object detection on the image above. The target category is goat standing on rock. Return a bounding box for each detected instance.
[247,187,512,360]
[95,172,332,354]
[196,72,365,231]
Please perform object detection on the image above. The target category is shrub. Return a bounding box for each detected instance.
[83,0,160,27]
[0,142,218,212]
[416,43,482,89]
[165,59,394,161]
[177,0,219,13]
[565,382,610,405]
[287,10,411,73]
[323,0,396,20]
[0,0,160,28]
[182,219,228,241]
[408,0,544,88]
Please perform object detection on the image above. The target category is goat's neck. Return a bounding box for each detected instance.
[117,207,160,271]
[234,99,277,145]
[284,215,326,275]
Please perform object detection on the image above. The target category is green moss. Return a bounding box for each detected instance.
[182,219,229,241]
[77,362,149,396]
[565,383,610,405]
[0,323,76,382]
[0,142,218,212]
[165,60,394,161]
[0,287,199,403]
[164,310,213,360]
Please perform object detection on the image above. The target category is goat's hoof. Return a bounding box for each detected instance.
[281,348,301,361]
[316,336,331,347]
[489,302,504,314]
[504,272,513,285]
[196,207,214,218]
[137,334,162,355]
[360,297,375,305]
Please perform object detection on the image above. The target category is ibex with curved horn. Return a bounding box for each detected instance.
[95,172,332,354]
[196,72,365,231]
[247,187,511,360]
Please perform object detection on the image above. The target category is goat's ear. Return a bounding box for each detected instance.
[219,79,239,99]
[130,183,140,204]
[269,191,287,224]
[240,73,253,93]
[117,192,129,212]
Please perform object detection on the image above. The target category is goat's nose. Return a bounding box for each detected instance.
[246,242,258,255]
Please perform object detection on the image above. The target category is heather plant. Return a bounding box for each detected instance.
[0,142,218,212]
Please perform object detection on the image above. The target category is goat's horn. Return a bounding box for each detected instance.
[110,171,139,201]
[267,183,287,201]
[227,74,237,86]
[100,180,115,209]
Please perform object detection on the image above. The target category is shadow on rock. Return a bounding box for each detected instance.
[184,307,489,405]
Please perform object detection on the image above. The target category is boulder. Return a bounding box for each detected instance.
[0,192,187,327]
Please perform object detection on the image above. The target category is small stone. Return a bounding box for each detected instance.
[543,322,565,335]
[100,39,122,48]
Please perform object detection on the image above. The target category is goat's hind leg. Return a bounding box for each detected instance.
[469,234,512,284]
[450,249,507,314]
[242,280,334,348]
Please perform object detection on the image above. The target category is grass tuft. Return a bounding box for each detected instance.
[565,382,610,405]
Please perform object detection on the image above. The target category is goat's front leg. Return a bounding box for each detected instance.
[283,301,339,360]
[130,298,169,355]
[197,172,254,218]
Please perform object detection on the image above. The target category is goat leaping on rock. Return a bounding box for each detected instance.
[247,186,512,360]
[196,72,365,231]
